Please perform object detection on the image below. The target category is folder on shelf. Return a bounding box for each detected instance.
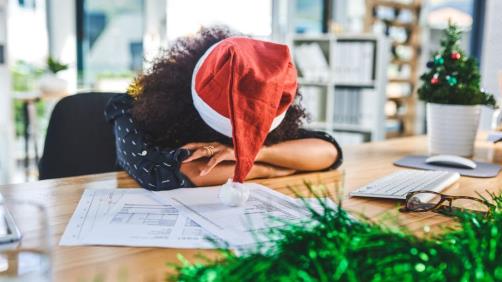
[294,43,329,82]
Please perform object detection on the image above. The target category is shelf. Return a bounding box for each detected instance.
[292,33,388,142]
[291,34,332,42]
[298,79,334,87]
[371,0,420,10]
[365,0,422,139]
[335,82,375,89]
[331,124,372,133]
[390,58,417,66]
[385,131,403,139]
[388,78,416,84]
[387,95,412,100]
[386,115,404,120]
[392,42,421,49]
[375,19,416,29]
[298,79,376,89]
[386,113,416,121]
[307,122,373,134]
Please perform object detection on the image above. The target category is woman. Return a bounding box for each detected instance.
[105,26,342,191]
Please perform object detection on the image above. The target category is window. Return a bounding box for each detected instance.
[293,0,323,34]
[18,0,37,9]
[166,0,272,41]
[427,0,477,55]
[77,0,145,90]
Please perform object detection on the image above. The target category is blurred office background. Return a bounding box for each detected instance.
[0,0,501,184]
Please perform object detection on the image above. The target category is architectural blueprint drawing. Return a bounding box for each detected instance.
[60,187,337,250]
[153,184,315,246]
[60,188,220,248]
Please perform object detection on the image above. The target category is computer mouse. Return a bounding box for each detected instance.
[425,154,477,169]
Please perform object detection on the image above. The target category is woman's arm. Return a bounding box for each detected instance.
[182,136,339,175]
[256,138,337,171]
[180,160,295,186]
[105,94,192,190]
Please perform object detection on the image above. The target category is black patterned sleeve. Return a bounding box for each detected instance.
[104,94,193,190]
[297,129,343,170]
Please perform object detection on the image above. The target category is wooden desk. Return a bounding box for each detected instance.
[0,135,501,282]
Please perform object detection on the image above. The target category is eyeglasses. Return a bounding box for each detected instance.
[400,190,494,216]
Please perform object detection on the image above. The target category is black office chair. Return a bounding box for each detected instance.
[39,92,122,180]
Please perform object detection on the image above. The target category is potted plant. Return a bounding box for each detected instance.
[418,23,496,157]
[38,57,69,97]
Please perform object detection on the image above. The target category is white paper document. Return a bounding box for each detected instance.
[60,186,337,250]
[487,131,502,142]
[60,188,127,245]
[153,184,313,246]
[60,189,219,248]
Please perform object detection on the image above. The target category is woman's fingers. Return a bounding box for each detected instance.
[200,151,228,176]
[183,147,210,163]
[182,142,236,163]
[182,142,215,163]
[182,142,226,163]
[181,142,209,150]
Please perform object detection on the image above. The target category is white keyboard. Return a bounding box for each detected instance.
[349,170,460,200]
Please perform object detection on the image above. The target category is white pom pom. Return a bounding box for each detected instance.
[219,179,250,206]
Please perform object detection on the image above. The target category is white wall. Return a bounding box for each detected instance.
[47,0,77,93]
[8,0,48,65]
[480,0,502,130]
[144,0,167,65]
[0,0,14,184]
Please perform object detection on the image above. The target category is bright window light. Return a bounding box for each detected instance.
[166,0,272,41]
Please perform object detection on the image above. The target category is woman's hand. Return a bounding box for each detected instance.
[180,159,296,187]
[181,142,235,176]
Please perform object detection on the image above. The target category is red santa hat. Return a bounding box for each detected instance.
[191,37,298,182]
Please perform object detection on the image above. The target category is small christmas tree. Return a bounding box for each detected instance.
[418,23,495,106]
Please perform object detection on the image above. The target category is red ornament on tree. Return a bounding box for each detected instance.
[431,77,439,85]
[450,52,461,60]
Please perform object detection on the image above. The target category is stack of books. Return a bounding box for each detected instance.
[333,41,374,85]
[293,43,330,82]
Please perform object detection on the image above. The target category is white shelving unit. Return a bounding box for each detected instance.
[290,33,389,143]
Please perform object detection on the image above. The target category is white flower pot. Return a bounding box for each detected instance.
[38,73,68,97]
[427,103,480,157]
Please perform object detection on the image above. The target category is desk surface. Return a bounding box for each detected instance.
[1,135,501,282]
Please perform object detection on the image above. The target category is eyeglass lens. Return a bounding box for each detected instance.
[406,192,442,211]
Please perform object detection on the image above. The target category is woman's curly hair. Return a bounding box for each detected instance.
[131,26,308,148]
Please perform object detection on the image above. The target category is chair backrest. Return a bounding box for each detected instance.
[39,92,121,180]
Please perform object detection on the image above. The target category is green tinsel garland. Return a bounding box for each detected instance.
[170,192,502,282]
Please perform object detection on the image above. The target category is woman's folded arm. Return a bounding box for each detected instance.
[180,160,295,186]
[105,94,193,190]
[182,130,343,176]
[255,137,338,171]
[105,95,343,189]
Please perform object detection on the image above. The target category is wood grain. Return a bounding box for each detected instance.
[0,135,501,281]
